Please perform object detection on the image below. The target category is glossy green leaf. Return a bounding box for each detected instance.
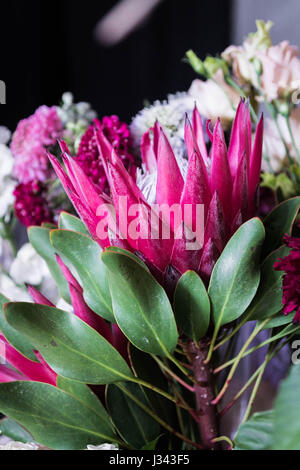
[102,251,178,356]
[58,212,90,236]
[0,418,34,444]
[4,303,133,384]
[56,377,114,431]
[259,312,294,330]
[0,382,116,450]
[273,364,300,449]
[209,218,265,327]
[174,271,210,341]
[247,246,290,321]
[0,293,37,362]
[50,230,114,322]
[28,227,70,303]
[107,382,161,449]
[263,197,300,258]
[104,246,150,272]
[141,436,162,450]
[234,411,274,450]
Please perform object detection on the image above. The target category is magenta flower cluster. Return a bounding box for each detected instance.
[275,227,300,324]
[76,116,137,193]
[13,181,54,228]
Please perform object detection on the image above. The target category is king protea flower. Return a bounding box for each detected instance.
[48,99,263,289]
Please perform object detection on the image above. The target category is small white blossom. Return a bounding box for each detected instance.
[0,441,38,451]
[0,179,15,219]
[0,127,11,145]
[87,444,118,451]
[10,244,49,286]
[130,92,194,162]
[0,274,31,302]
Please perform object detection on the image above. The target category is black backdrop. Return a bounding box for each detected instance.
[0,0,231,130]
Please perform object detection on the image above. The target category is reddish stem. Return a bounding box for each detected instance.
[186,341,220,450]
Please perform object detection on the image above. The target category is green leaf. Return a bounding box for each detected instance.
[263,197,300,258]
[247,246,290,321]
[234,411,274,450]
[104,246,150,272]
[209,218,265,328]
[0,418,34,444]
[50,230,113,322]
[259,312,294,329]
[0,293,37,362]
[28,226,70,303]
[273,364,300,449]
[141,436,162,450]
[0,382,116,450]
[4,303,133,384]
[102,251,178,356]
[107,382,161,449]
[58,212,90,236]
[174,271,210,341]
[56,377,114,431]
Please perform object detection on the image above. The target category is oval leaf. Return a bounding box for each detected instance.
[102,251,178,356]
[0,382,116,450]
[0,294,37,362]
[247,246,291,321]
[263,197,300,258]
[209,218,265,327]
[107,382,161,449]
[235,411,274,450]
[50,229,114,322]
[28,227,70,303]
[4,302,133,384]
[273,364,300,450]
[58,212,90,236]
[174,271,210,341]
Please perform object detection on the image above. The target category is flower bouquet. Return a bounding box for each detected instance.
[0,21,300,451]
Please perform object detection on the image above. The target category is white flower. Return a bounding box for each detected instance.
[130,92,194,162]
[263,108,300,172]
[0,179,15,219]
[87,444,118,451]
[56,298,73,313]
[0,274,31,302]
[9,243,49,286]
[0,144,14,181]
[0,127,11,145]
[189,70,240,129]
[0,441,38,451]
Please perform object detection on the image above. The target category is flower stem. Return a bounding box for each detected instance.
[116,383,204,450]
[186,341,220,450]
[285,114,300,165]
[212,320,269,405]
[225,76,259,123]
[152,356,195,392]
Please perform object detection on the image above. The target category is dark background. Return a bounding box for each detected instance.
[0,0,231,130]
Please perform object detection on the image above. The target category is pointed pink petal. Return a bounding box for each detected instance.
[198,238,220,285]
[0,365,28,383]
[193,106,209,162]
[232,151,249,222]
[112,324,129,362]
[27,286,55,307]
[156,128,184,207]
[210,120,232,222]
[181,149,211,223]
[141,130,157,173]
[228,99,251,177]
[249,115,264,199]
[205,192,229,253]
[0,337,56,386]
[170,225,202,274]
[56,256,112,340]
